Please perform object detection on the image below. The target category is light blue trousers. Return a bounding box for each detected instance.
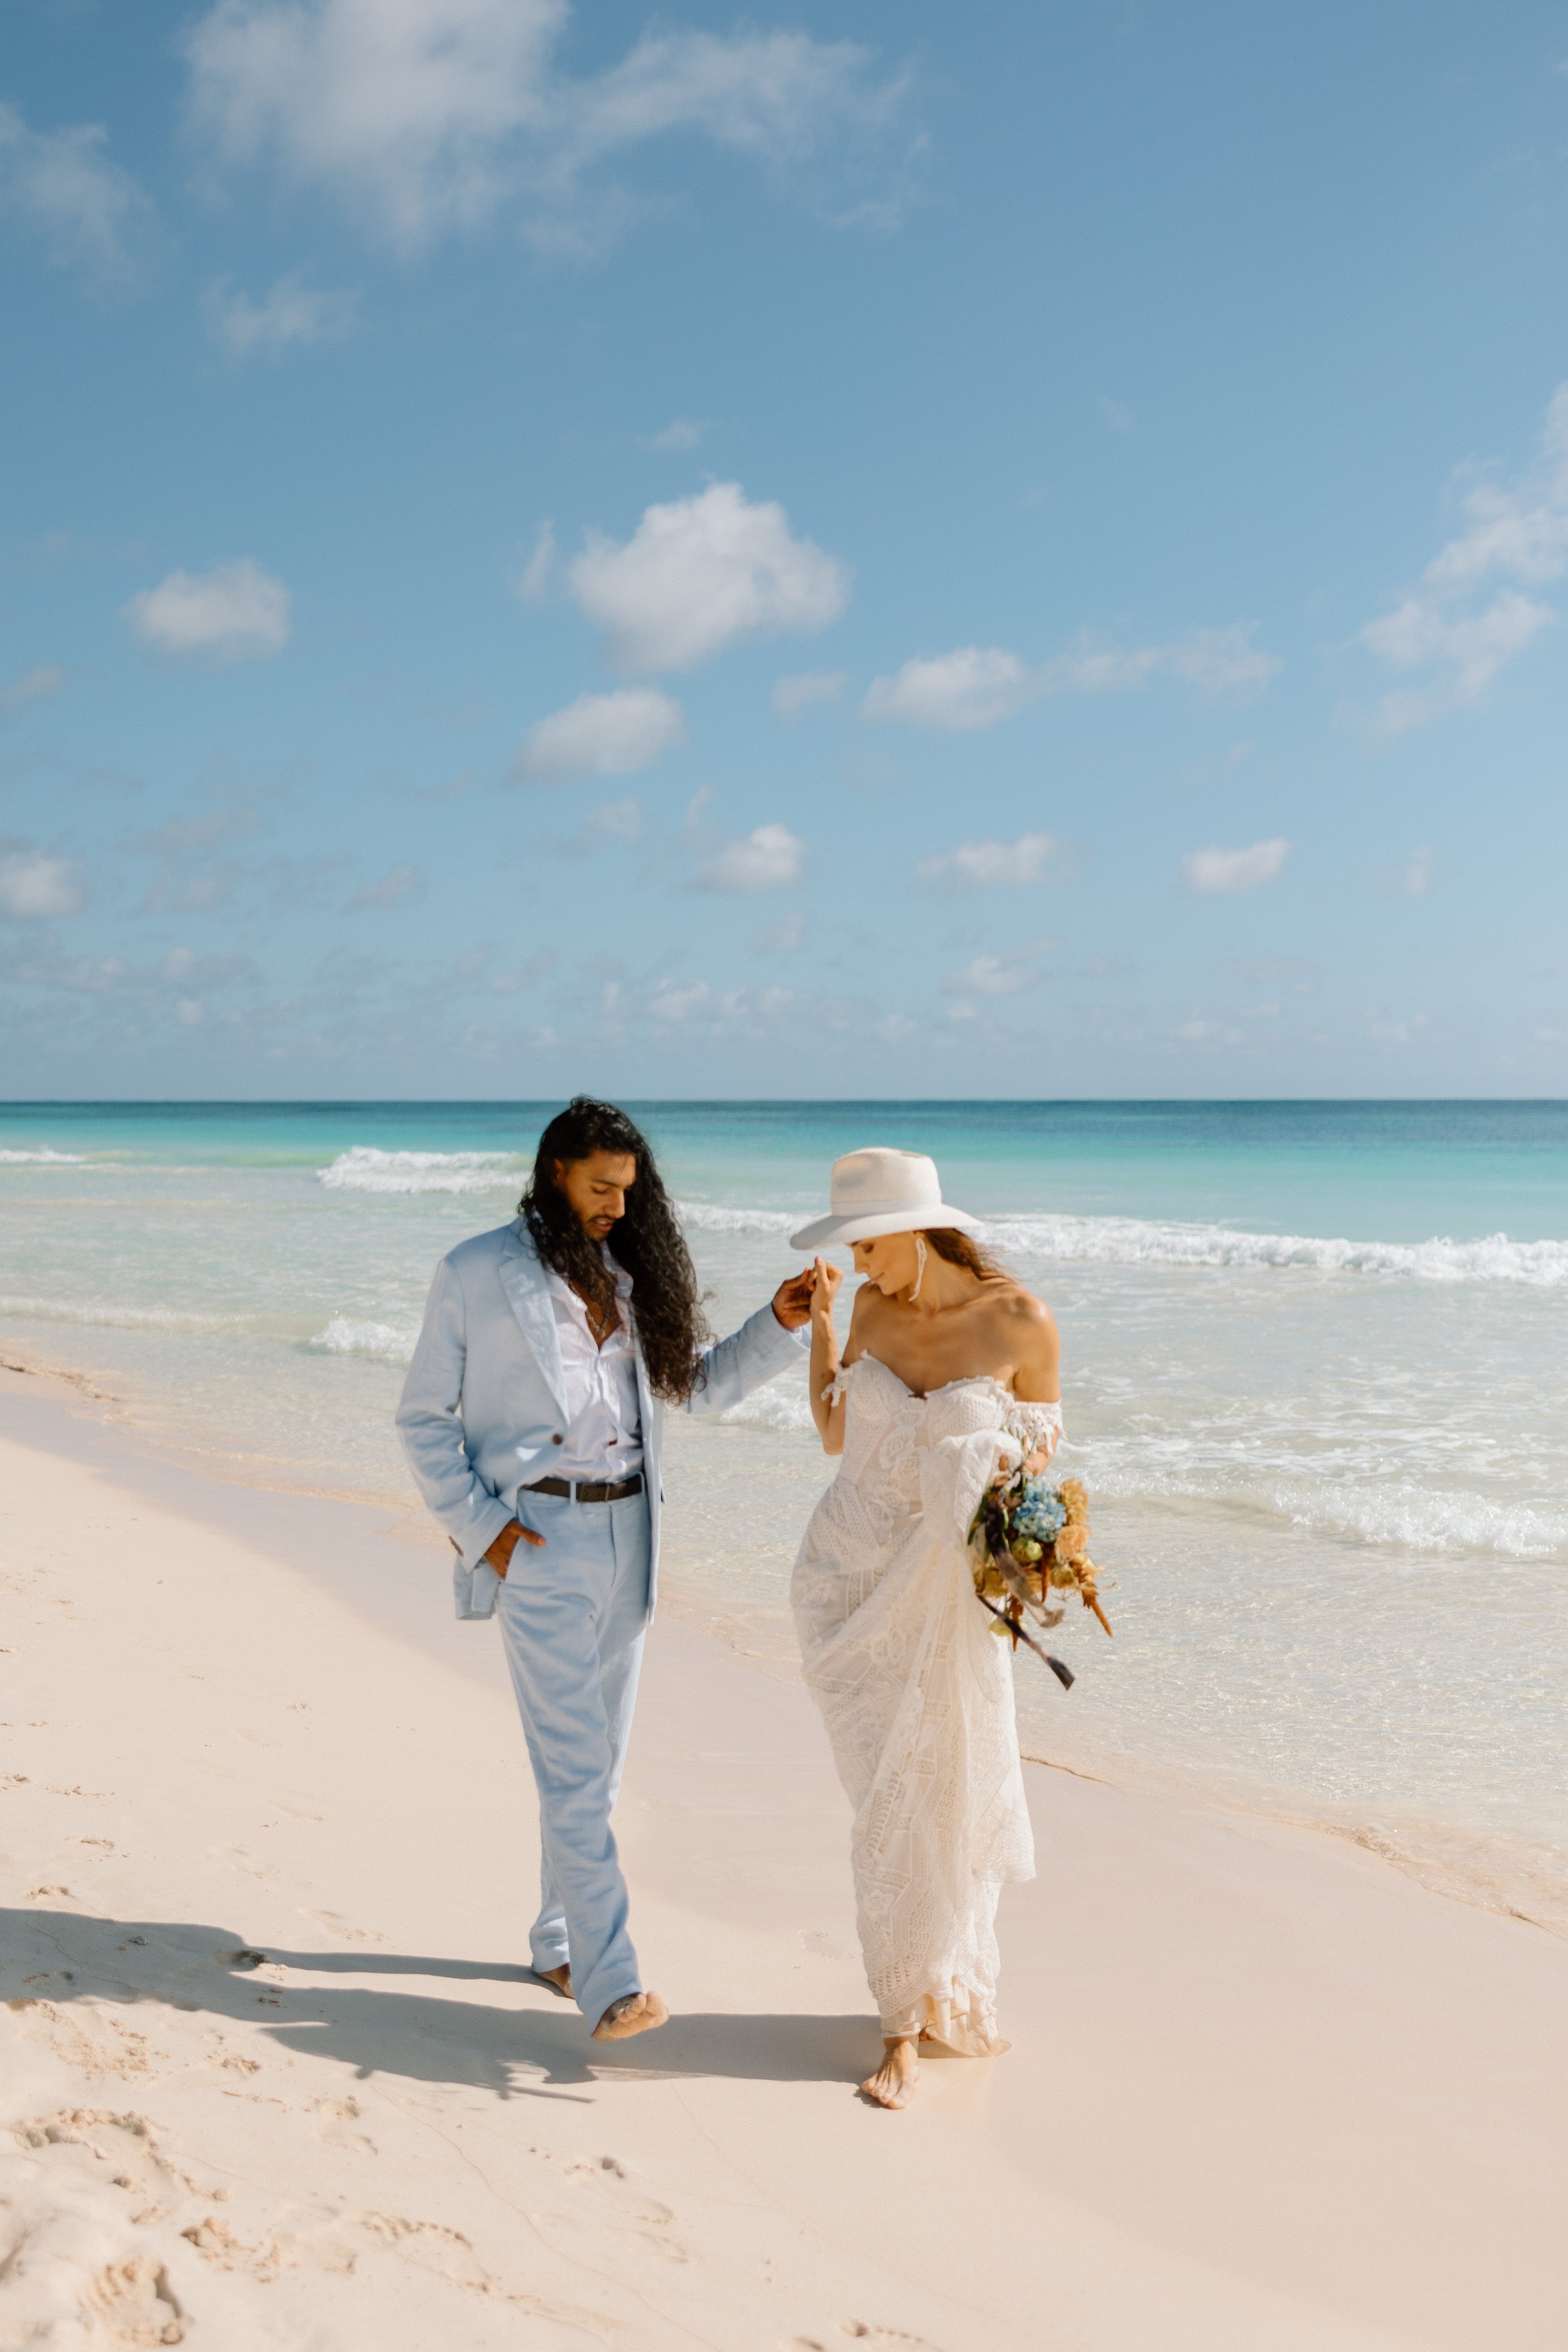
[495,1486,650,2029]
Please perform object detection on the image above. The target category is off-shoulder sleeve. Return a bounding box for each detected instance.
[822,1359,859,1406]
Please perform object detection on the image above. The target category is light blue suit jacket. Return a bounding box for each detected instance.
[396,1217,806,1620]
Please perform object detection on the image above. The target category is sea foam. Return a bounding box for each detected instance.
[979,1214,1568,1288]
[318,1148,526,1197]
[307,1316,420,1364]
[0,1147,84,1164]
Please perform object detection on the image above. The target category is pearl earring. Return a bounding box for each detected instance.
[909,1232,928,1301]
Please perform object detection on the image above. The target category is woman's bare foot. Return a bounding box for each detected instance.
[859,2036,919,2108]
[532,1963,572,2000]
[591,1990,669,2042]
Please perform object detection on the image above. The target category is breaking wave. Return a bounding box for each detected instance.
[317,1148,526,1197]
[306,1316,420,1364]
[973,1214,1568,1288]
[0,1147,85,1165]
[677,1200,798,1235]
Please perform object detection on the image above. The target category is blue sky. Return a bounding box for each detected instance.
[3,0,1567,1099]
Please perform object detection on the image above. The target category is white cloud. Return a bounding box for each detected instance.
[1,665,67,716]
[864,626,1277,731]
[918,832,1057,889]
[645,417,706,450]
[0,846,85,921]
[348,864,420,909]
[749,907,809,951]
[0,99,153,283]
[123,560,292,662]
[1392,845,1435,899]
[514,687,686,780]
[943,951,1044,997]
[208,270,356,359]
[183,0,913,253]
[697,821,806,893]
[569,483,849,672]
[517,520,555,603]
[583,795,642,841]
[1360,384,1568,732]
[647,977,710,1023]
[863,645,1032,732]
[1181,837,1291,895]
[771,668,847,718]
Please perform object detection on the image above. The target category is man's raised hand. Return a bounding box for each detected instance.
[771,1264,819,1329]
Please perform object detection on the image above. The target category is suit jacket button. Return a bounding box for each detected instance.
[551,1434,564,1444]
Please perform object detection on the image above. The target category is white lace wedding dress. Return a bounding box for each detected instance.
[792,1354,1062,2054]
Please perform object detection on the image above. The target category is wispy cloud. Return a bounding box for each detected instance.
[696,822,806,892]
[1377,845,1436,900]
[1360,384,1568,733]
[943,948,1051,996]
[864,625,1278,732]
[123,561,292,662]
[517,521,556,604]
[513,687,686,781]
[748,907,809,951]
[0,843,85,921]
[644,417,706,450]
[208,271,357,359]
[182,0,916,255]
[546,796,644,857]
[0,665,67,717]
[918,832,1057,889]
[771,669,847,718]
[347,864,420,910]
[569,483,849,672]
[0,100,154,286]
[1181,837,1290,894]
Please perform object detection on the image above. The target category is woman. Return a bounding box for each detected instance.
[790,1148,1062,2109]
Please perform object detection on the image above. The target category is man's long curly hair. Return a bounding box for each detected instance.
[519,1097,712,1405]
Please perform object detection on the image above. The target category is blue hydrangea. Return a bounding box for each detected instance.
[1012,1477,1067,1543]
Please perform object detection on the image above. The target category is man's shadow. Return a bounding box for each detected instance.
[3,1909,872,2101]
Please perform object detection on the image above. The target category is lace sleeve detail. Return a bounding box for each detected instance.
[1006,1400,1062,1458]
[822,1360,857,1406]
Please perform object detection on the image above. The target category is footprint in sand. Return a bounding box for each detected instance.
[302,1907,381,1942]
[82,2253,186,2345]
[533,2153,691,2266]
[213,1846,278,1886]
[313,2095,377,2156]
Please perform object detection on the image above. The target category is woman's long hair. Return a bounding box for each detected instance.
[925,1225,1008,1280]
[519,1098,712,1404]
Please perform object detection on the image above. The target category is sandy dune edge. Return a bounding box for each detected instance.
[2,1379,1566,2351]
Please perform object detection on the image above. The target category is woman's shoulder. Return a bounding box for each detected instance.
[977,1274,1054,1332]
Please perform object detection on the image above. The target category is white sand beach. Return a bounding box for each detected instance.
[3,1362,1567,2352]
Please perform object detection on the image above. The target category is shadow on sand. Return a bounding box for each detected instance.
[3,1907,874,2100]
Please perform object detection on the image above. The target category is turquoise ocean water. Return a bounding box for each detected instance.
[3,1099,1566,1927]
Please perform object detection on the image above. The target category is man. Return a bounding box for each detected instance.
[396,1096,813,2043]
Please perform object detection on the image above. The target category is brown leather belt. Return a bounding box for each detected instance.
[521,1473,644,1505]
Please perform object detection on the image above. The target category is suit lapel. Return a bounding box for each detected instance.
[498,1222,569,1421]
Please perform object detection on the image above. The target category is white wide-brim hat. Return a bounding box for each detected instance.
[789,1148,982,1253]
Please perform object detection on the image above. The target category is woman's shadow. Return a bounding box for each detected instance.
[3,1907,871,2102]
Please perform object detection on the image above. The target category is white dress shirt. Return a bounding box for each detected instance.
[541,1258,644,1482]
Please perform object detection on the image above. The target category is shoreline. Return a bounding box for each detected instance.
[3,1377,1568,2342]
[3,1335,1561,1949]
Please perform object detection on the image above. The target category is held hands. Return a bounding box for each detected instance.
[771,1264,818,1329]
[809,1254,844,1322]
[770,1257,844,1331]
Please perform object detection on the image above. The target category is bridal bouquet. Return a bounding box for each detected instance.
[970,1471,1112,1691]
